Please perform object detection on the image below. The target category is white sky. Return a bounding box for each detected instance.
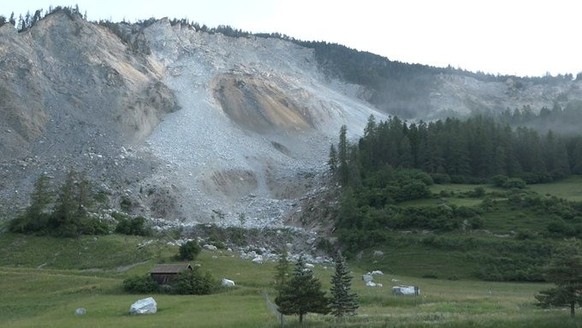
[3,0,581,77]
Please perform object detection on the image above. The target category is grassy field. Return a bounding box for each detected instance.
[528,175,582,202]
[1,177,582,327]
[0,233,581,327]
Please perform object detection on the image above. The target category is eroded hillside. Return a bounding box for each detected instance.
[1,12,581,227]
[0,13,381,225]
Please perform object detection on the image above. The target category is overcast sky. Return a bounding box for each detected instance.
[3,0,580,77]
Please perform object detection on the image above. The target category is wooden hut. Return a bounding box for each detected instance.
[150,263,192,284]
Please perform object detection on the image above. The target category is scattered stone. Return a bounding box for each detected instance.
[392,286,420,296]
[252,255,263,264]
[366,281,377,287]
[362,274,373,283]
[203,244,217,251]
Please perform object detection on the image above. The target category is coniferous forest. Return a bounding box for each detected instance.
[329,112,582,281]
[334,114,582,187]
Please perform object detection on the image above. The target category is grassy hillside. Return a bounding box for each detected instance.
[0,232,580,327]
[338,176,582,284]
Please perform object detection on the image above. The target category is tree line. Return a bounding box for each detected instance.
[331,115,582,189]
[8,170,151,238]
[498,100,582,136]
[0,5,83,31]
[8,170,109,237]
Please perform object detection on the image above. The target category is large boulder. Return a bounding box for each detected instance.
[392,285,420,296]
[221,278,236,287]
[129,297,157,314]
[362,274,373,283]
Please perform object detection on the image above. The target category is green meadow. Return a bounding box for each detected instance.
[0,232,580,328]
[2,177,582,327]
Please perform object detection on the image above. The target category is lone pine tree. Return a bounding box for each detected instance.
[275,255,329,325]
[329,251,359,317]
[536,241,582,317]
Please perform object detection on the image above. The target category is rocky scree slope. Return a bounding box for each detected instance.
[0,14,382,228]
[1,14,581,230]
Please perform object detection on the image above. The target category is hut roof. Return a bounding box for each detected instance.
[150,263,192,274]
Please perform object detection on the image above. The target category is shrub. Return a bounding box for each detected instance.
[179,240,202,260]
[114,214,152,236]
[78,218,110,235]
[120,196,133,212]
[467,216,484,229]
[454,206,479,218]
[503,178,526,189]
[123,274,159,293]
[470,187,486,198]
[491,175,508,188]
[431,173,451,184]
[450,175,466,184]
[172,268,215,295]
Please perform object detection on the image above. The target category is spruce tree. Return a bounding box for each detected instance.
[329,251,359,318]
[275,256,329,325]
[328,144,338,173]
[51,170,80,237]
[337,125,349,185]
[9,174,53,233]
[274,250,291,292]
[536,241,582,317]
[26,174,53,231]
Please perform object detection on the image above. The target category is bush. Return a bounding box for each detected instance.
[466,216,484,229]
[454,206,479,218]
[431,173,451,184]
[123,274,159,293]
[503,178,526,189]
[179,240,202,260]
[172,268,215,295]
[120,196,133,212]
[470,187,486,198]
[78,218,110,235]
[491,175,508,188]
[114,213,152,236]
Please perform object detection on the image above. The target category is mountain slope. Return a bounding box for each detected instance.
[0,12,580,226]
[0,13,382,224]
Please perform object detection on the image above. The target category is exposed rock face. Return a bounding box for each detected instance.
[0,13,580,226]
[212,73,314,134]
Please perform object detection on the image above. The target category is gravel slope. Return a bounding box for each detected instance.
[141,20,385,225]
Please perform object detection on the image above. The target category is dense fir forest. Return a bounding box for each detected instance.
[332,114,582,187]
